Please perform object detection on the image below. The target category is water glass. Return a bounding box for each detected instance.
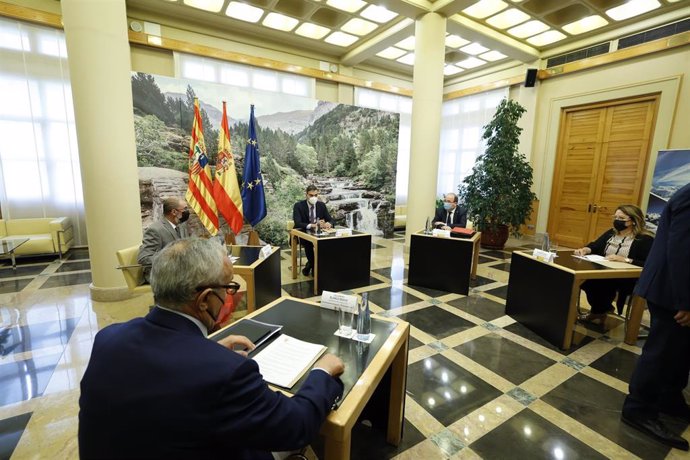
[549,241,558,256]
[338,307,354,336]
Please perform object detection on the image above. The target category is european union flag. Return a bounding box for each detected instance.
[241,105,267,227]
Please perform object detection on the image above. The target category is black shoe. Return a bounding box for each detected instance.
[302,262,312,276]
[621,414,689,450]
[660,405,690,424]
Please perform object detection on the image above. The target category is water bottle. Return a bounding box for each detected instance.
[356,292,371,341]
[541,232,550,252]
[425,217,431,234]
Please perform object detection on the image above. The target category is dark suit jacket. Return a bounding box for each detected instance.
[586,229,654,266]
[293,200,333,231]
[137,218,188,282]
[78,308,343,460]
[635,183,690,312]
[433,206,467,228]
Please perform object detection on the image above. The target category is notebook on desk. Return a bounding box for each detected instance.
[211,318,282,351]
[450,227,475,238]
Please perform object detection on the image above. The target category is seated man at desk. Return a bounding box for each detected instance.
[79,238,345,460]
[293,185,333,276]
[137,197,189,283]
[433,192,467,230]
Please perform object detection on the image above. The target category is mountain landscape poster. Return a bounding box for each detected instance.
[131,72,400,246]
[645,148,690,230]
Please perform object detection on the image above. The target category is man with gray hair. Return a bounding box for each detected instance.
[137,196,190,283]
[79,238,345,459]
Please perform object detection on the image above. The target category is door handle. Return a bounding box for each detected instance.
[587,204,592,213]
[592,204,598,213]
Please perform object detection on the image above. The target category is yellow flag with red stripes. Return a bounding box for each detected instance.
[213,101,244,235]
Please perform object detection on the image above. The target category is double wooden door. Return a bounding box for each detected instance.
[547,95,659,249]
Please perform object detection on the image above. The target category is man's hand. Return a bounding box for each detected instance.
[320,220,332,230]
[674,310,690,327]
[315,353,345,377]
[218,335,256,357]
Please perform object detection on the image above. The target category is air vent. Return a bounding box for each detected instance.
[546,42,610,68]
[618,18,690,50]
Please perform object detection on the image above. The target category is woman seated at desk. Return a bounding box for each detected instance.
[573,204,654,323]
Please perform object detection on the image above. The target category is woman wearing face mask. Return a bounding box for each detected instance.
[573,204,654,323]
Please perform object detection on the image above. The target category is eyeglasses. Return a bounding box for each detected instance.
[196,282,240,296]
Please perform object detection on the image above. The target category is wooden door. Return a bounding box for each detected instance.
[548,95,658,248]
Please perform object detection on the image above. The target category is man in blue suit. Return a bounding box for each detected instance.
[79,238,344,459]
[433,193,467,229]
[293,185,333,276]
[622,183,690,450]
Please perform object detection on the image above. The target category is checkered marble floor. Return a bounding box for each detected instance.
[1,237,687,459]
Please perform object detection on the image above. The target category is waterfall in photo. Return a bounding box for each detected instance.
[321,178,383,236]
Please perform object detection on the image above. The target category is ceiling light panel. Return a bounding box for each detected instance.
[527,29,566,46]
[486,8,531,29]
[460,42,490,55]
[262,12,299,31]
[341,18,378,36]
[606,0,661,21]
[446,34,470,48]
[225,2,264,22]
[183,0,224,13]
[360,5,397,23]
[562,15,608,35]
[444,65,464,76]
[507,20,549,38]
[457,56,486,68]
[396,36,415,50]
[326,0,366,14]
[397,53,415,66]
[295,22,331,39]
[463,0,508,19]
[479,50,507,61]
[377,47,407,59]
[325,31,358,46]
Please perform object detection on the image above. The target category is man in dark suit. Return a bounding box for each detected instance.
[433,192,467,229]
[622,183,690,451]
[293,185,333,276]
[137,197,189,283]
[79,238,344,459]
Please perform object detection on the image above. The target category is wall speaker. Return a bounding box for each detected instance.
[524,68,538,87]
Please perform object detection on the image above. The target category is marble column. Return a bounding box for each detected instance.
[62,0,142,301]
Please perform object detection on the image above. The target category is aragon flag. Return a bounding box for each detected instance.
[213,101,244,235]
[186,97,219,236]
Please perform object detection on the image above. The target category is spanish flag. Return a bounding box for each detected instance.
[186,98,219,236]
[213,101,244,235]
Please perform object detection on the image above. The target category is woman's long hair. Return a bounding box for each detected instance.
[615,204,654,238]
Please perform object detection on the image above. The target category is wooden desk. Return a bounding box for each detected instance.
[506,250,643,349]
[290,229,371,294]
[407,231,481,295]
[229,245,281,313]
[213,297,410,460]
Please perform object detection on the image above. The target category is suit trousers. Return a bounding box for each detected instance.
[623,302,690,419]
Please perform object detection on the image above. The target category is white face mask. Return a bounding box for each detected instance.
[308,196,318,205]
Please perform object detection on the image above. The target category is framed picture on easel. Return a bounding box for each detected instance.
[645,149,690,231]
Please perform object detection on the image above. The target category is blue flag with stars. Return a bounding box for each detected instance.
[241,104,267,227]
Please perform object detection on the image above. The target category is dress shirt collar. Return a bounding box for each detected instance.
[156,305,208,336]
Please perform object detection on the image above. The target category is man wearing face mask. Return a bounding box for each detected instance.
[433,193,467,230]
[293,185,333,276]
[138,197,190,284]
[79,238,345,459]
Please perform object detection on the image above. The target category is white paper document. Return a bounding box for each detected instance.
[576,254,636,269]
[253,334,327,388]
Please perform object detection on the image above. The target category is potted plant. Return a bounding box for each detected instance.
[458,98,537,249]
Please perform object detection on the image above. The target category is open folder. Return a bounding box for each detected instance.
[212,318,282,350]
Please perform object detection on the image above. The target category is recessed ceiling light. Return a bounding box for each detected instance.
[225,2,264,22]
[295,22,331,39]
[527,30,567,46]
[396,36,415,50]
[563,15,608,35]
[376,47,407,59]
[460,42,490,55]
[397,53,415,66]
[360,4,397,23]
[480,50,507,61]
[606,0,660,21]
[262,12,298,31]
[324,31,358,46]
[444,65,464,76]
[456,56,486,68]
[446,34,470,48]
[341,18,378,36]
[183,0,224,12]
[486,8,530,29]
[326,0,366,13]
[507,20,549,38]
[463,0,508,19]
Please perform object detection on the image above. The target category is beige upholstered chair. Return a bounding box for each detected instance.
[116,245,152,296]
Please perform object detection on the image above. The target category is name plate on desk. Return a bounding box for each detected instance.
[320,290,358,312]
[335,228,352,237]
[532,248,555,263]
[432,229,451,238]
[260,244,273,259]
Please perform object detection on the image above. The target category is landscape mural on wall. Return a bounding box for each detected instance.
[131,72,400,246]
[645,148,690,231]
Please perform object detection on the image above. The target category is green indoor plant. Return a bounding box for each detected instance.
[459,98,537,249]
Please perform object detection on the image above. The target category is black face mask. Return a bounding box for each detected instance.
[179,209,190,223]
[613,219,628,231]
